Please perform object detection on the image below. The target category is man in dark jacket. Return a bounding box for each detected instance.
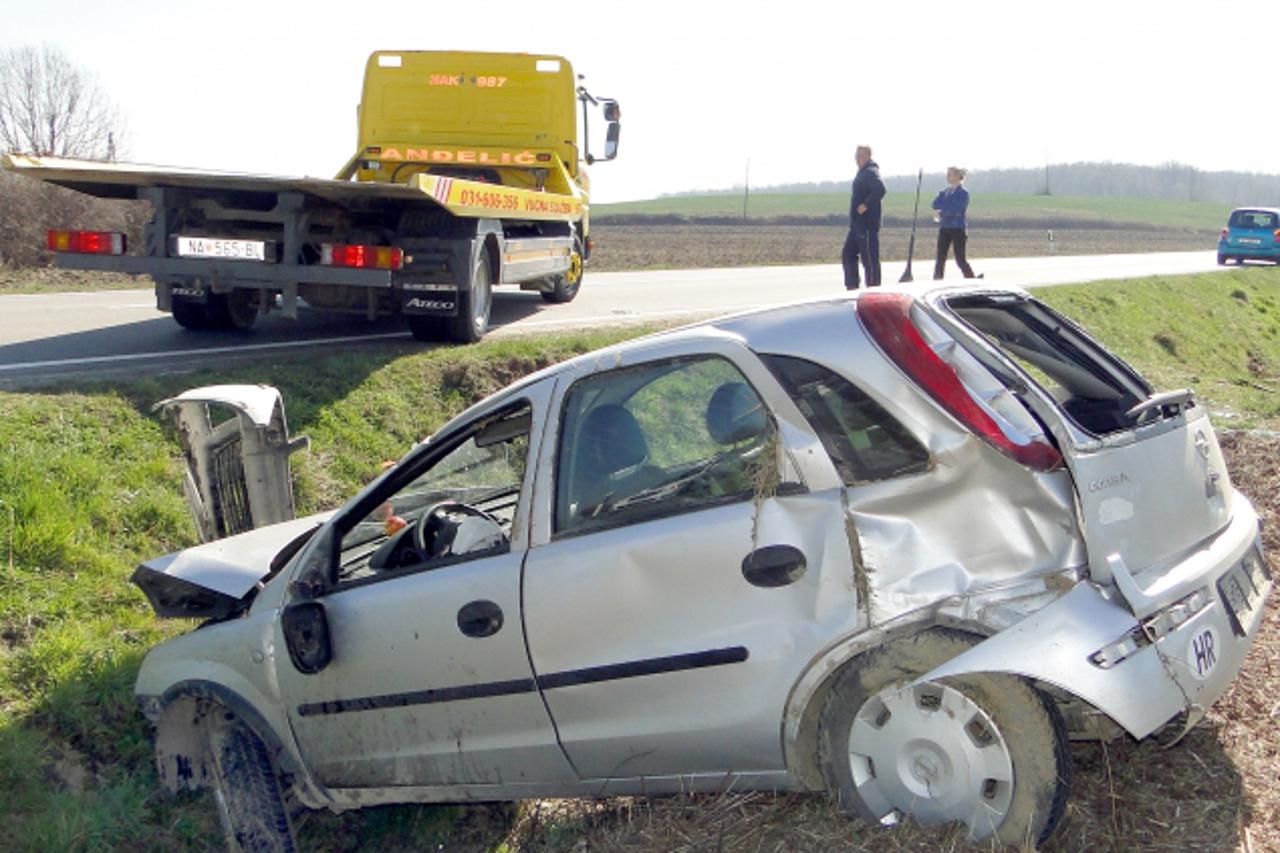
[842,145,886,289]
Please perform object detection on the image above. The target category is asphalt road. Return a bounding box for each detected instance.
[0,251,1223,385]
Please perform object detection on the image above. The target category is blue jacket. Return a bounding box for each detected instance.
[849,160,886,232]
[932,184,969,230]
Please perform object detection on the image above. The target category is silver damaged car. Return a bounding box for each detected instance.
[131,284,1272,850]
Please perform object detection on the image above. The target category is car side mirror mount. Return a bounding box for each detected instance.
[282,601,333,674]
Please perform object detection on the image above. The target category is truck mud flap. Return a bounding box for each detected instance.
[400,286,459,317]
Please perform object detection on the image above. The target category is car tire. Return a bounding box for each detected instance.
[817,629,1070,846]
[446,250,493,344]
[171,299,211,330]
[1217,253,1227,266]
[207,711,297,853]
[541,237,584,304]
[207,291,259,332]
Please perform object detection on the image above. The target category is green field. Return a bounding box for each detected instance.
[595,191,1234,230]
[1,267,1278,849]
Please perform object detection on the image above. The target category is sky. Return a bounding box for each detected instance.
[4,0,1277,203]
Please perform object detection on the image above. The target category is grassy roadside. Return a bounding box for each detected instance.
[0,267,1277,850]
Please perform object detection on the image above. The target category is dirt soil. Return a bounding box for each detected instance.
[329,431,1277,852]
[586,224,1218,273]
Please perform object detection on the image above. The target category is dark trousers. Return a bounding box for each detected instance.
[934,227,975,279]
[842,228,881,289]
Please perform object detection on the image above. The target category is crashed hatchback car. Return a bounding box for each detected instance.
[133,284,1271,849]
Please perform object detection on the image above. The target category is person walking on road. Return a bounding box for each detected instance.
[932,166,980,279]
[842,145,886,289]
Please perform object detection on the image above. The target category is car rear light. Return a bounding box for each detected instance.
[857,291,1062,471]
[47,229,126,255]
[1274,229,1280,243]
[1220,228,1229,239]
[320,243,403,271]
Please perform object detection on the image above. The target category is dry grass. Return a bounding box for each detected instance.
[391,432,1280,852]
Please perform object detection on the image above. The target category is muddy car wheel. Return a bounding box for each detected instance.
[207,712,296,852]
[818,629,1069,846]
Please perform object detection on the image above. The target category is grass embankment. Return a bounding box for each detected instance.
[0,267,1278,850]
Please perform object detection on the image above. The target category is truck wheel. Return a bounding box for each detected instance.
[447,251,492,343]
[207,711,296,852]
[407,314,445,342]
[817,629,1069,846]
[207,291,259,332]
[171,299,211,330]
[541,238,584,304]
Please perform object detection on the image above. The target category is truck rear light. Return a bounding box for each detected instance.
[320,243,403,271]
[858,291,1062,472]
[47,229,125,255]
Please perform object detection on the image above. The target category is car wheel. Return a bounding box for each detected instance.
[447,250,492,343]
[171,299,211,330]
[207,291,259,332]
[1217,253,1227,266]
[207,711,296,852]
[541,237,584,304]
[818,629,1070,846]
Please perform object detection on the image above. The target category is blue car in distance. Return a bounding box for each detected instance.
[1218,207,1280,265]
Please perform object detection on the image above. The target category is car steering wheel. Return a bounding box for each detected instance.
[413,500,508,561]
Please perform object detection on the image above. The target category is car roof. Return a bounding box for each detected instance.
[1230,207,1280,214]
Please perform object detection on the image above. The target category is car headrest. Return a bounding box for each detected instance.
[576,404,649,478]
[706,382,767,445]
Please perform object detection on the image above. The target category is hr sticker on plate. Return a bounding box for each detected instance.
[1186,626,1220,681]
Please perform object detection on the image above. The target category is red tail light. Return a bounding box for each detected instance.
[1273,229,1280,243]
[320,243,403,271]
[47,229,126,255]
[857,291,1062,471]
[1220,228,1229,239]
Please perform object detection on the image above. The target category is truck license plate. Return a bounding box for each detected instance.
[176,236,267,261]
[1217,549,1270,636]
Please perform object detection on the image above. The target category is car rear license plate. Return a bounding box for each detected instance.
[1238,238,1262,245]
[176,236,268,261]
[1217,549,1270,636]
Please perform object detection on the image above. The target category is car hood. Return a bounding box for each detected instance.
[132,512,333,619]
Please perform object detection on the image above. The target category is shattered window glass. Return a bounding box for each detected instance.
[554,356,775,535]
[764,355,930,484]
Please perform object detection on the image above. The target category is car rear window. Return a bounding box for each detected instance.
[943,294,1152,435]
[763,355,930,484]
[1229,210,1278,229]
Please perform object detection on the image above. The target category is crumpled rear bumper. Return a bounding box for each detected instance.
[918,504,1271,740]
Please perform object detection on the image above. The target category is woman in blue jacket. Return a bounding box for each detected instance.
[932,167,979,279]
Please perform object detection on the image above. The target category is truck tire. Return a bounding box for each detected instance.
[207,291,259,332]
[541,237,584,304]
[171,299,211,330]
[817,629,1069,846]
[446,251,493,344]
[207,711,296,852]
[407,314,445,342]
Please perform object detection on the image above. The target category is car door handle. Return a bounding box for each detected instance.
[457,600,504,638]
[741,545,807,588]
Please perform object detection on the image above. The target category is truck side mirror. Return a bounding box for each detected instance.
[603,101,621,122]
[282,601,333,674]
[604,122,621,161]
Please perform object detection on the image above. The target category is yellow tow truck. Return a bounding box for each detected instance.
[1,51,621,343]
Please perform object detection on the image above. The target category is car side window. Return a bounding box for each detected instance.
[334,403,532,586]
[554,356,775,535]
[763,355,930,484]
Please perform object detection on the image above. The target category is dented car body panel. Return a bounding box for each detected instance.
[133,283,1271,836]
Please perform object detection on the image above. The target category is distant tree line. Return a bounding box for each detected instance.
[669,162,1280,206]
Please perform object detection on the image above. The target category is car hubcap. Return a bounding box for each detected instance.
[847,682,1013,841]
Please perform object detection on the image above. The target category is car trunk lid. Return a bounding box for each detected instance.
[911,289,1233,611]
